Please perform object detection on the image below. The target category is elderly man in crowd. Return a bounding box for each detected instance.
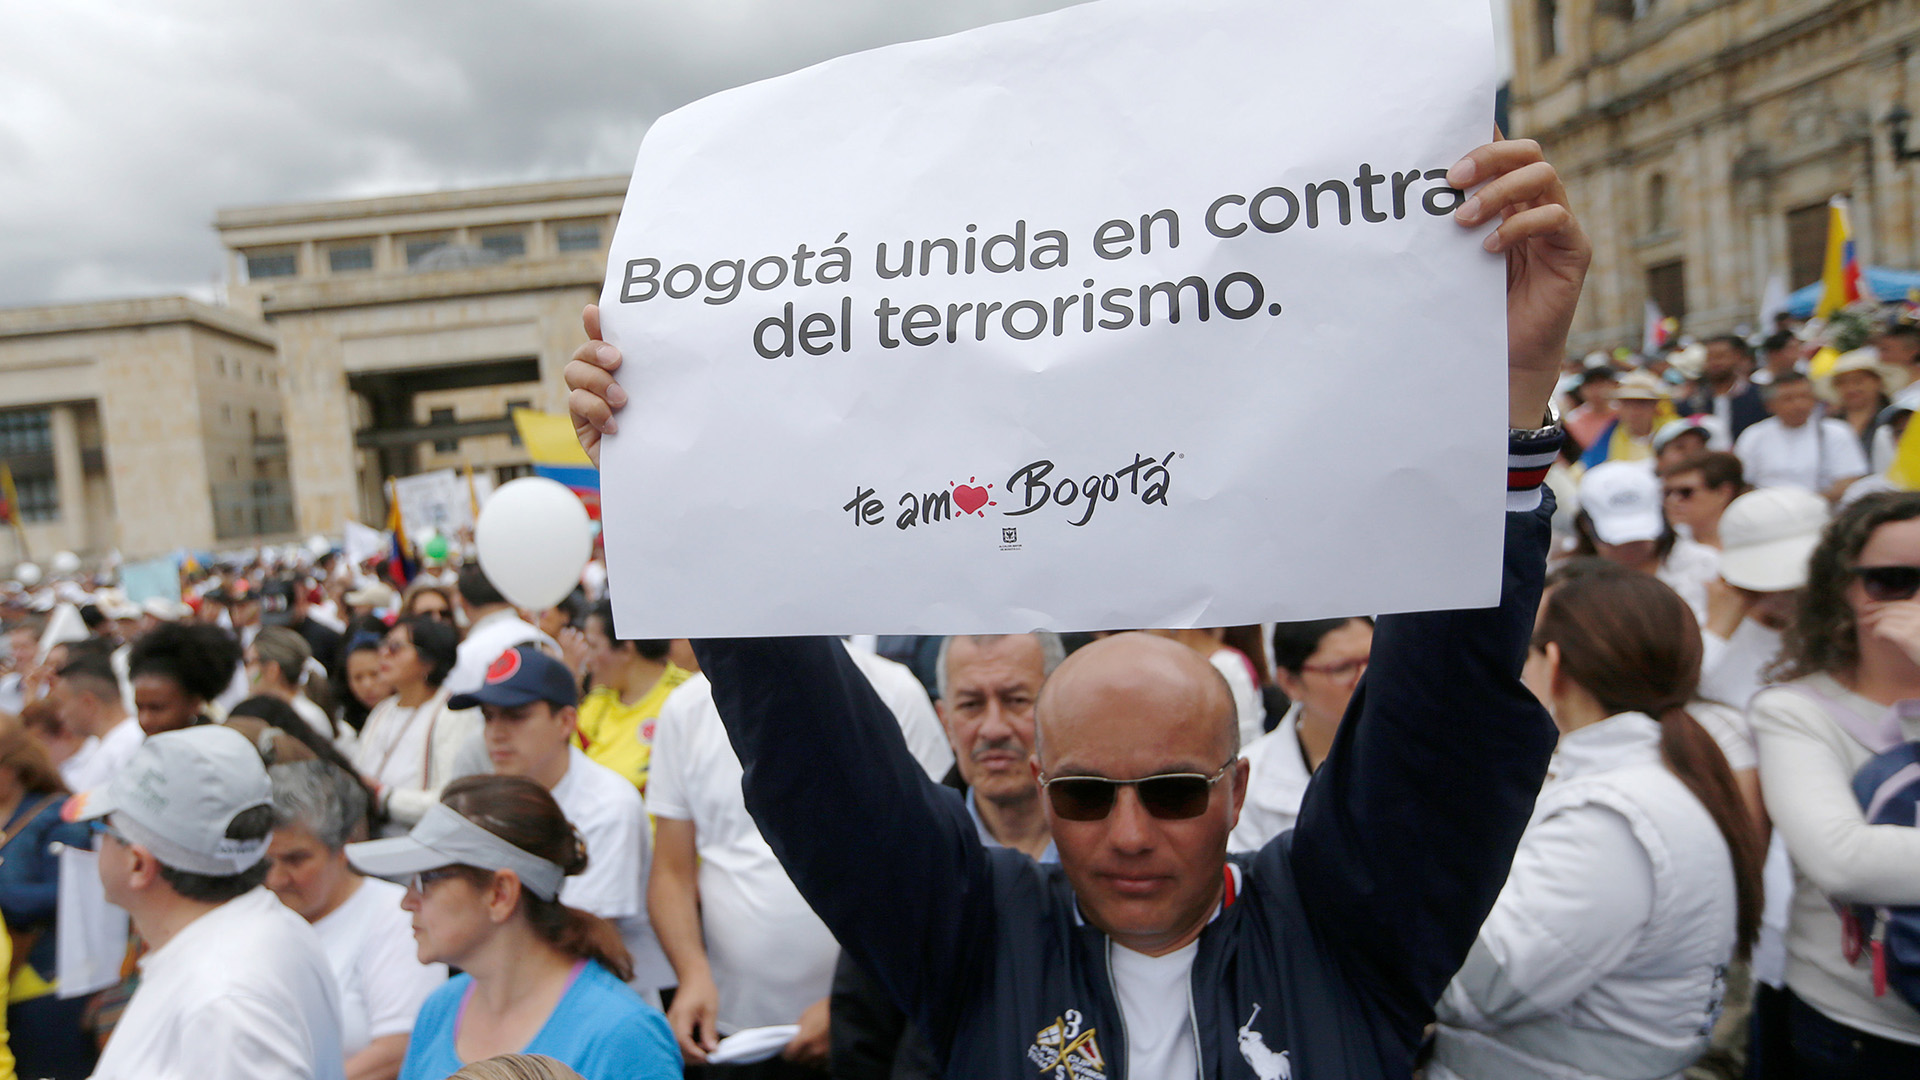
[266,760,445,1080]
[571,137,1590,1079]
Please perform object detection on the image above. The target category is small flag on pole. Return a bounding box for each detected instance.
[1816,196,1874,318]
[383,477,417,586]
[1642,299,1671,356]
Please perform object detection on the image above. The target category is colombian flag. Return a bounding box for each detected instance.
[513,409,601,519]
[383,477,417,586]
[1816,196,1873,318]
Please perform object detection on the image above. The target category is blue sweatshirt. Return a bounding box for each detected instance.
[695,431,1560,1080]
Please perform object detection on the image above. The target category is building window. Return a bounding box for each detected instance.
[496,463,535,484]
[1632,0,1653,16]
[0,411,51,457]
[556,224,602,252]
[1647,173,1669,234]
[1647,259,1687,322]
[480,231,526,259]
[506,399,532,446]
[405,236,450,267]
[222,404,232,423]
[14,476,56,523]
[1788,202,1833,289]
[430,407,458,453]
[1536,0,1563,57]
[329,245,374,273]
[246,249,297,280]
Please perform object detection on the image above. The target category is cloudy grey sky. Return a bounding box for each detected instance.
[0,1,1510,309]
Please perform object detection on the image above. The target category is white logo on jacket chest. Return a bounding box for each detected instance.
[1238,1005,1291,1080]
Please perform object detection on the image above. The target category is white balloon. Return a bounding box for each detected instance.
[306,534,332,557]
[13,563,40,586]
[474,478,593,611]
[50,551,80,576]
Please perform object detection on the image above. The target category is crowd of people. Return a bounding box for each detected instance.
[0,141,1915,1080]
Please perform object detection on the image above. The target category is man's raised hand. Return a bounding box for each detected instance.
[565,304,626,468]
[1448,138,1591,428]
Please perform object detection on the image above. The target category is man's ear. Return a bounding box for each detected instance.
[124,844,161,892]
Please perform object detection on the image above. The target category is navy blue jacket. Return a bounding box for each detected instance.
[1677,382,1768,440]
[696,456,1557,1080]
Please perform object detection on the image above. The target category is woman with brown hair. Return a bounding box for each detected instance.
[346,775,677,1080]
[1750,491,1920,1073]
[0,715,96,1077]
[1430,572,1763,1080]
[400,584,460,632]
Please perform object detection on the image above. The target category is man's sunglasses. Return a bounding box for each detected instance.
[1853,565,1920,603]
[88,818,130,849]
[1038,759,1236,822]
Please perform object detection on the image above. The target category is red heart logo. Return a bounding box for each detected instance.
[953,485,990,515]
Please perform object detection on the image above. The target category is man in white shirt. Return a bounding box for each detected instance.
[51,649,142,793]
[454,644,673,1001]
[1734,372,1868,502]
[445,566,558,695]
[68,724,345,1080]
[1230,618,1374,852]
[648,642,952,1070]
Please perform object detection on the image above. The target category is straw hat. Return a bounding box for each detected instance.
[1611,370,1671,401]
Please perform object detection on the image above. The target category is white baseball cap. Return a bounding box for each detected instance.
[1719,487,1830,592]
[345,802,566,901]
[65,725,273,876]
[1581,461,1665,545]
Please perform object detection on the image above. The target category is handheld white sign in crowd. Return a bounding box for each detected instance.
[598,0,1506,635]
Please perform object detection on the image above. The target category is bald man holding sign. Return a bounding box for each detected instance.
[570,121,1589,1079]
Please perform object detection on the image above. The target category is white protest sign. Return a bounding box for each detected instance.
[392,468,492,540]
[600,0,1506,636]
[56,845,128,999]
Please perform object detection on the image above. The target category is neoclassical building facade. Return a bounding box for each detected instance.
[1509,0,1920,351]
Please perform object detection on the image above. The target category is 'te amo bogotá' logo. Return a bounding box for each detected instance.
[844,452,1174,532]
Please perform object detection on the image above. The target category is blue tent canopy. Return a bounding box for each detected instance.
[1785,266,1920,317]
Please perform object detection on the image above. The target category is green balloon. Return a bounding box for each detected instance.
[424,535,450,561]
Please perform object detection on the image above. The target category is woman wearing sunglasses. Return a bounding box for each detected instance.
[347,775,678,1080]
[1750,491,1920,1073]
[1429,571,1763,1080]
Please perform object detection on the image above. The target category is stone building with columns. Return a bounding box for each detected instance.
[0,298,287,560]
[1508,0,1920,352]
[0,176,623,561]
[214,176,621,537]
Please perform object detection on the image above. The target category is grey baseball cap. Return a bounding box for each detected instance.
[65,725,273,876]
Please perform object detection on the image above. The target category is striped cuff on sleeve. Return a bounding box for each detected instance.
[1507,428,1564,513]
